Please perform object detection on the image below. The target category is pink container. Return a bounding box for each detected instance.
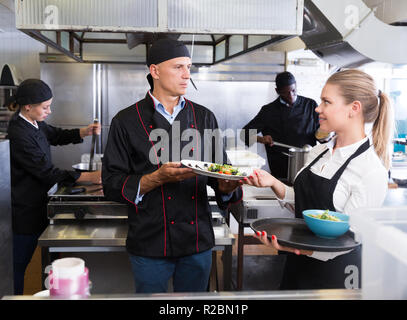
[49,258,90,298]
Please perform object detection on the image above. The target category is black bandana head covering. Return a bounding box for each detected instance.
[275,71,296,89]
[9,79,53,106]
[146,38,191,90]
[147,38,190,67]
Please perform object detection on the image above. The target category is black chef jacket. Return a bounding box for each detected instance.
[7,113,82,235]
[242,95,319,179]
[102,93,243,258]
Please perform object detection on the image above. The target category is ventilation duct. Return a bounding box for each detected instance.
[301,0,407,68]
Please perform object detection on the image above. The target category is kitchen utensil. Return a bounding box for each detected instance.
[251,218,360,252]
[67,187,86,195]
[272,141,298,149]
[88,119,98,171]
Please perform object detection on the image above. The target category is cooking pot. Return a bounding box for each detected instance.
[274,142,312,185]
[72,162,102,172]
[286,145,312,185]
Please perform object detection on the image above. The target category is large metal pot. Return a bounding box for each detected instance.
[286,145,312,185]
[274,142,312,185]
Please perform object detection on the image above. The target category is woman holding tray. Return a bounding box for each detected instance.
[242,69,393,290]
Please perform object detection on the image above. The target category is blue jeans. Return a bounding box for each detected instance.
[13,233,40,295]
[129,249,212,293]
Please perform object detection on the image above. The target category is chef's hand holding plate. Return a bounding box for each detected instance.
[217,178,243,194]
[77,170,102,184]
[79,122,101,138]
[139,162,196,195]
[155,162,197,183]
[253,231,313,256]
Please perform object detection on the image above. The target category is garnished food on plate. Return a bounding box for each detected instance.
[207,163,246,176]
[309,209,342,222]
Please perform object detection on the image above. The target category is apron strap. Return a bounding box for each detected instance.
[330,139,371,183]
[304,148,330,170]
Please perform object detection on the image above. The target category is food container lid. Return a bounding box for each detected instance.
[52,258,85,279]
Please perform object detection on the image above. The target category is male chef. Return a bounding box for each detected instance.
[102,38,242,293]
[241,72,320,180]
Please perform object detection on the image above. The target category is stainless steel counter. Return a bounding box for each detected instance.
[38,216,235,291]
[383,187,407,207]
[2,289,362,300]
[38,219,234,249]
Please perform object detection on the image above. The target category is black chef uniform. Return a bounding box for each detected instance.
[279,139,370,290]
[102,93,243,258]
[7,113,82,235]
[242,96,319,180]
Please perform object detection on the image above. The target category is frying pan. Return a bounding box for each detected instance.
[390,168,407,187]
[72,162,102,172]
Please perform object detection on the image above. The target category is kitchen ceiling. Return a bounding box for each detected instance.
[14,0,304,65]
[0,0,15,33]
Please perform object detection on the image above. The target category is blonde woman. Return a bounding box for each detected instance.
[243,70,393,289]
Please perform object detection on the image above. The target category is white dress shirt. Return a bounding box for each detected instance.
[280,136,388,261]
[19,112,39,129]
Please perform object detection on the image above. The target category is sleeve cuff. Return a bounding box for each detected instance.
[282,185,295,203]
[134,181,144,205]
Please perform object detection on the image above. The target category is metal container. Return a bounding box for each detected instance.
[72,162,102,172]
[287,145,312,185]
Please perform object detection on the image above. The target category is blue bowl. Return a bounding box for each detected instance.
[302,209,350,239]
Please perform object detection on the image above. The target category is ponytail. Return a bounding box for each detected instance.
[372,91,394,170]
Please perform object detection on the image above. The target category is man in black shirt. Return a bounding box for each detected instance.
[242,72,319,180]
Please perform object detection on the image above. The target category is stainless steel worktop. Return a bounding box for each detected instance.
[38,219,235,248]
[3,289,362,300]
[383,187,407,207]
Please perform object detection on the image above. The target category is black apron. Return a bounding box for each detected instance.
[279,139,370,290]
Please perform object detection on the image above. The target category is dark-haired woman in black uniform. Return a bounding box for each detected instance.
[6,79,101,294]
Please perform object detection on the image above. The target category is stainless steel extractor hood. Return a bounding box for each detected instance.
[14,0,304,65]
[300,0,407,68]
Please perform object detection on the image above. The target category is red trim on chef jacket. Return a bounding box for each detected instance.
[121,176,138,213]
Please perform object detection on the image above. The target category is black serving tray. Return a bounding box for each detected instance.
[251,218,361,252]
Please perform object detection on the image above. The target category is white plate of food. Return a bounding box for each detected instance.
[181,160,252,181]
